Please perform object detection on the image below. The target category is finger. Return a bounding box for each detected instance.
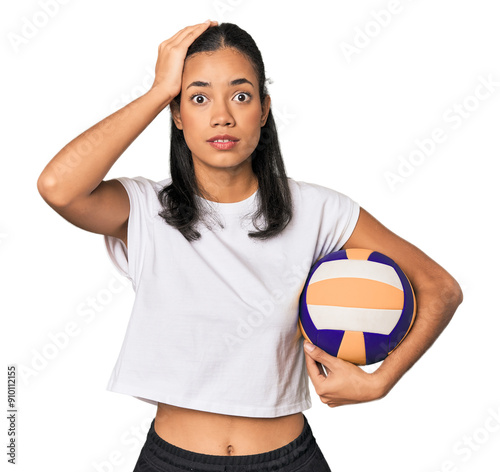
[304,343,337,375]
[160,21,213,49]
[314,360,327,378]
[304,346,327,386]
[171,21,214,48]
[159,25,192,47]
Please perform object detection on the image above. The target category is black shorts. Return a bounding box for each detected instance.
[133,413,331,472]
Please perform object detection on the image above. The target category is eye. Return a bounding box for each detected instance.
[234,92,252,102]
[189,93,207,104]
[188,91,253,104]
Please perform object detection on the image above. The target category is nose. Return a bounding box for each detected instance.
[210,99,235,127]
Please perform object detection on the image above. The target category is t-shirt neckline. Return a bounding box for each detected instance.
[195,188,258,215]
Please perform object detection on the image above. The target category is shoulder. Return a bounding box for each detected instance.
[114,176,171,216]
[287,177,354,204]
[115,175,171,195]
[155,176,172,191]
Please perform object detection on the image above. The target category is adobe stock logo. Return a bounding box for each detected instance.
[18,273,129,386]
[7,0,72,53]
[433,405,500,472]
[221,256,312,353]
[384,73,500,191]
[212,0,247,20]
[339,0,417,63]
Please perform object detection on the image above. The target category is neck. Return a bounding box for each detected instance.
[195,166,258,204]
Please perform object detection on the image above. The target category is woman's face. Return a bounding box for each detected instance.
[172,47,270,182]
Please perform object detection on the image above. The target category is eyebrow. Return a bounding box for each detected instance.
[186,78,254,90]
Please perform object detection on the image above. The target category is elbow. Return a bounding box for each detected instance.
[430,275,464,313]
[452,279,464,307]
[417,272,463,315]
[37,173,70,208]
[444,277,463,309]
[37,172,52,197]
[37,173,55,202]
[443,278,463,325]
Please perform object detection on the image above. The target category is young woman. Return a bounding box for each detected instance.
[37,20,463,472]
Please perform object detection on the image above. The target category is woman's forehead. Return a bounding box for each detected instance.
[182,48,257,85]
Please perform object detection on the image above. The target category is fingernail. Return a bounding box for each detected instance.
[304,342,315,352]
[204,19,211,24]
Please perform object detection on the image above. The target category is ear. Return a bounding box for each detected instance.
[260,94,271,127]
[170,99,183,130]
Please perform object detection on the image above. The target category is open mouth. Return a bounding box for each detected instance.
[207,135,240,150]
[207,140,239,150]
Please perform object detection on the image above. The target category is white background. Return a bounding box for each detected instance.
[2,0,499,471]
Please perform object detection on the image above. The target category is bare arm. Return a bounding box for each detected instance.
[341,208,463,393]
[37,20,218,247]
[37,88,172,246]
[303,208,463,407]
[37,87,171,207]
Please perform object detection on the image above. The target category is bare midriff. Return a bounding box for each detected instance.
[154,402,305,456]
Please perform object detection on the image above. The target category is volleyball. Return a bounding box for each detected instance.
[298,248,416,365]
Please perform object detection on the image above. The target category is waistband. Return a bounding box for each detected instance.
[143,413,317,471]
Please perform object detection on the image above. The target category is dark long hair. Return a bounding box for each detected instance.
[157,22,293,242]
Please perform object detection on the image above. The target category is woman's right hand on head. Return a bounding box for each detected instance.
[150,20,218,101]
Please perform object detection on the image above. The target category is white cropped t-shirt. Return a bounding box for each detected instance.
[104,176,360,417]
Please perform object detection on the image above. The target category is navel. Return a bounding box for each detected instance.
[227,444,234,455]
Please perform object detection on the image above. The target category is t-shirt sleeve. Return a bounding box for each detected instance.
[306,182,360,263]
[103,176,155,290]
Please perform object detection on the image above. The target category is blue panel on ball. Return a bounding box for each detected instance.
[367,251,395,267]
[322,249,348,263]
[299,288,317,342]
[317,330,345,357]
[299,250,348,344]
[363,332,391,364]
[368,251,415,352]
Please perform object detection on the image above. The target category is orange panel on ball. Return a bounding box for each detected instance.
[346,248,373,260]
[307,278,404,309]
[337,331,366,365]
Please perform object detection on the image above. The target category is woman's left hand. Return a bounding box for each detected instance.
[303,341,390,408]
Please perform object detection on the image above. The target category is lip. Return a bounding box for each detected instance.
[207,134,240,142]
[207,134,240,151]
[208,140,239,150]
